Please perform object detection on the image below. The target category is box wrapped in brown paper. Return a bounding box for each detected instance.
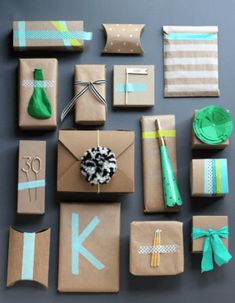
[130,221,184,276]
[58,203,120,292]
[141,115,179,212]
[19,58,58,130]
[17,140,46,214]
[57,130,135,193]
[7,227,51,287]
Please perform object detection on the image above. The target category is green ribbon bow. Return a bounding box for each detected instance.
[192,226,232,273]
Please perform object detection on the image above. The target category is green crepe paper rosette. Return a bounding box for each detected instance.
[193,105,233,145]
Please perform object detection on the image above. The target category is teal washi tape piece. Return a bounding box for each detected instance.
[18,179,45,190]
[204,159,210,194]
[59,21,71,46]
[166,33,217,40]
[71,213,105,275]
[18,21,26,47]
[115,83,147,92]
[21,233,36,280]
[212,159,217,194]
[220,159,229,194]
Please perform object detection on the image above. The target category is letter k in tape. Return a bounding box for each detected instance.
[71,213,105,275]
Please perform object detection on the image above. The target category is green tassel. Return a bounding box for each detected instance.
[27,69,52,119]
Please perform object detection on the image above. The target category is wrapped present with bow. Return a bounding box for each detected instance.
[192,216,232,272]
[61,65,107,125]
[130,221,184,276]
[13,21,92,51]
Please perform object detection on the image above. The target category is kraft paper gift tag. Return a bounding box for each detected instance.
[13,21,92,51]
[141,115,179,212]
[57,130,135,193]
[17,140,46,214]
[130,221,184,276]
[163,26,220,97]
[7,227,51,287]
[19,58,58,130]
[113,65,155,107]
[190,159,229,197]
[102,24,145,54]
[58,203,120,292]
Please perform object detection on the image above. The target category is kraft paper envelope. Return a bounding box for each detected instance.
[57,130,135,193]
[58,203,120,292]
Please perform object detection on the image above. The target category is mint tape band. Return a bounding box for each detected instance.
[166,33,217,40]
[18,21,26,47]
[18,179,45,191]
[21,233,35,280]
[115,83,147,92]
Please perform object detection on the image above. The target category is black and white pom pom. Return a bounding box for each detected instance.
[80,146,117,185]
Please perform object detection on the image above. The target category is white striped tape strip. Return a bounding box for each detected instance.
[164,44,218,52]
[22,80,55,88]
[165,84,219,92]
[138,245,177,254]
[165,71,218,79]
[164,57,218,65]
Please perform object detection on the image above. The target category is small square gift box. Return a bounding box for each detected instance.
[192,106,233,149]
[13,21,92,51]
[130,221,184,276]
[57,130,135,193]
[191,158,229,197]
[58,203,120,292]
[113,65,155,107]
[7,227,51,287]
[192,216,232,272]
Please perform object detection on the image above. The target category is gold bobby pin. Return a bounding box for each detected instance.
[31,156,41,201]
[21,156,32,202]
[150,229,162,268]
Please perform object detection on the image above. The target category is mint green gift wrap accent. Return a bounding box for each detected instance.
[160,145,182,207]
[27,69,52,119]
[192,226,232,273]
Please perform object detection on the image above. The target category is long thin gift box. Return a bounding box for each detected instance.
[58,203,120,292]
[190,159,229,197]
[13,21,92,51]
[7,227,51,287]
[141,115,179,212]
[17,140,46,214]
[130,221,184,276]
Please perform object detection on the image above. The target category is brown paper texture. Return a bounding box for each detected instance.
[57,130,135,193]
[192,216,228,253]
[7,227,51,287]
[113,65,155,107]
[13,21,85,51]
[19,58,58,130]
[102,24,144,54]
[130,221,184,276]
[141,115,179,213]
[74,65,106,125]
[17,140,46,214]
[58,203,120,292]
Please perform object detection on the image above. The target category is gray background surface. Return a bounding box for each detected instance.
[0,0,235,302]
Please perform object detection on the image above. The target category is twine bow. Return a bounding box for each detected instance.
[61,80,107,122]
[192,226,232,272]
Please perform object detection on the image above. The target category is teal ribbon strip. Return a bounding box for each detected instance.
[166,33,217,40]
[220,159,229,193]
[115,83,147,93]
[18,179,45,190]
[21,232,36,280]
[18,21,26,47]
[192,226,232,273]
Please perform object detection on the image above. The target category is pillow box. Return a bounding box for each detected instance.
[190,159,229,197]
[58,203,120,292]
[113,65,155,107]
[130,221,184,276]
[7,227,51,287]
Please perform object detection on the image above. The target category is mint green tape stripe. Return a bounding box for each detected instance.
[18,21,26,47]
[115,83,147,92]
[204,159,209,194]
[166,33,217,40]
[59,21,71,46]
[21,233,35,280]
[220,159,229,194]
[18,179,45,190]
[212,159,217,194]
[14,30,92,40]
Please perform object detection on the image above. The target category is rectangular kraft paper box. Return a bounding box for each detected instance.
[58,203,120,292]
[57,130,135,193]
[141,115,179,212]
[17,140,46,214]
[130,221,184,276]
[19,58,58,130]
[75,65,106,125]
[192,216,228,253]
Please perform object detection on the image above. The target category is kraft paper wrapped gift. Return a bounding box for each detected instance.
[190,159,229,197]
[141,115,179,212]
[113,65,155,107]
[130,221,184,276]
[17,140,46,214]
[163,26,220,97]
[57,130,135,193]
[13,21,92,51]
[58,203,120,292]
[7,227,51,287]
[19,58,58,130]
